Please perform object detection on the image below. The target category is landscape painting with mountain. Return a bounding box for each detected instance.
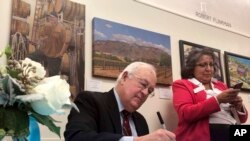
[92,17,172,85]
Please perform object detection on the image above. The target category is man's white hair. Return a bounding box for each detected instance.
[115,62,156,85]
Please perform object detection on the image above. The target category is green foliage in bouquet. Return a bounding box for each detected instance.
[0,46,77,140]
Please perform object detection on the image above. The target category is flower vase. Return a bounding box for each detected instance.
[28,116,40,141]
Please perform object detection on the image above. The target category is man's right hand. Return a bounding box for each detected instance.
[134,129,176,141]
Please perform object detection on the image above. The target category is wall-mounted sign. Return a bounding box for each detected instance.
[135,0,250,38]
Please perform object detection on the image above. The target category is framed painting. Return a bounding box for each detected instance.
[92,17,173,85]
[224,51,250,91]
[179,40,224,81]
[9,0,86,99]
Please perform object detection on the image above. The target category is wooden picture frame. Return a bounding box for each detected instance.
[179,40,224,81]
[92,17,173,85]
[224,51,250,91]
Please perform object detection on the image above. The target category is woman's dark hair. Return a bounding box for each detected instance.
[181,48,219,79]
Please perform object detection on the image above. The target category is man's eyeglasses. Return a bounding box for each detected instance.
[195,63,215,68]
[130,74,155,96]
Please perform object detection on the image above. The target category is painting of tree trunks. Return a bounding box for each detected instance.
[10,0,85,99]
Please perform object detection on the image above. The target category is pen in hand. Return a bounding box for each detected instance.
[157,111,176,141]
[157,111,166,129]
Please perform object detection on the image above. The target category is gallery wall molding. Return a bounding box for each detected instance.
[134,0,250,38]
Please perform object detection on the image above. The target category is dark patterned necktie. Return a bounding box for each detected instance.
[122,110,132,136]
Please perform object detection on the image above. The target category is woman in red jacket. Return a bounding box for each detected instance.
[172,48,248,141]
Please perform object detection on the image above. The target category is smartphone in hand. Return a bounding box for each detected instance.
[232,82,243,89]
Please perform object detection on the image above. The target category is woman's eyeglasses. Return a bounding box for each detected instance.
[130,74,155,96]
[195,63,214,68]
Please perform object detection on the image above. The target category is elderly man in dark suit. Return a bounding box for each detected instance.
[64,62,175,141]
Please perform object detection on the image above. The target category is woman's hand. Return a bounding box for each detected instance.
[216,88,240,104]
[230,96,243,111]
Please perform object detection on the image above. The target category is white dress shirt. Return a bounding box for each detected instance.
[113,89,137,141]
[188,78,242,124]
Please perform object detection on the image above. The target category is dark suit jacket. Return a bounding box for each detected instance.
[64,89,149,141]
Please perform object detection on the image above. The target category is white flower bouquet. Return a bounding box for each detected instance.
[0,46,78,140]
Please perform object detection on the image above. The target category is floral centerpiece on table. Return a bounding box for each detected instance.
[0,46,78,140]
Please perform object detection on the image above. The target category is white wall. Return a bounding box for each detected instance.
[1,0,250,140]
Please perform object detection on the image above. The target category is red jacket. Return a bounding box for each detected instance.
[172,79,248,141]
